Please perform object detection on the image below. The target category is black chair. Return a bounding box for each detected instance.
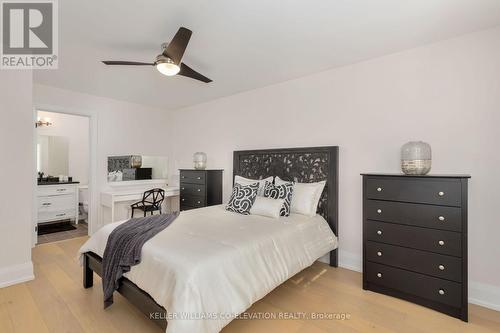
[131,188,165,218]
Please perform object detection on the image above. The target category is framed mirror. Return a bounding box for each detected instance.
[37,135,69,176]
[107,155,168,182]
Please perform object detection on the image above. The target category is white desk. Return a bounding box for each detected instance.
[101,181,179,222]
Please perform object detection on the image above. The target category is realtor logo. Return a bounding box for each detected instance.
[1,0,58,69]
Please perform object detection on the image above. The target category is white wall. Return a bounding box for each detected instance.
[0,71,34,287]
[37,111,90,185]
[168,27,500,308]
[33,84,172,229]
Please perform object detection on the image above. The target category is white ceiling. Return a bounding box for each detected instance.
[34,0,500,110]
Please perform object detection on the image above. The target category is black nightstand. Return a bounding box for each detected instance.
[179,169,223,211]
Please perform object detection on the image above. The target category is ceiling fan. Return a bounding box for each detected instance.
[102,27,212,83]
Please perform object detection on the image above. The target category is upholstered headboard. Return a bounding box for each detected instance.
[233,146,339,266]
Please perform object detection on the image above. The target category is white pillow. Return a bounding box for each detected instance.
[235,175,274,196]
[275,176,326,217]
[250,196,284,219]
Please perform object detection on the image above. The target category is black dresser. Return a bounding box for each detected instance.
[179,169,223,211]
[362,173,470,321]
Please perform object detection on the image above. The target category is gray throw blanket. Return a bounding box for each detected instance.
[102,212,179,308]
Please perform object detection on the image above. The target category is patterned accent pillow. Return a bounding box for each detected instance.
[263,181,294,216]
[225,182,259,215]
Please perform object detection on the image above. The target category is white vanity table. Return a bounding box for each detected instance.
[101,179,179,223]
[37,183,80,224]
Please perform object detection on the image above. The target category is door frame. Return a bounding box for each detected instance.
[32,106,99,245]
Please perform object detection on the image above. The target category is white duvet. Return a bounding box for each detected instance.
[79,205,337,333]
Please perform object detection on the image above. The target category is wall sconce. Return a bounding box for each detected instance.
[35,117,52,128]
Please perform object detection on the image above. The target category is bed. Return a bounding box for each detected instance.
[80,146,339,333]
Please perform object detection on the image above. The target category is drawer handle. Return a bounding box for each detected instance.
[181,176,185,179]
[438,240,445,246]
[181,198,185,202]
[376,187,382,192]
[438,264,445,271]
[377,230,382,235]
[377,209,382,214]
[377,251,382,257]
[438,216,445,221]
[438,289,445,295]
[42,203,52,206]
[197,177,201,180]
[197,201,201,204]
[438,191,445,197]
[377,272,382,278]
[181,187,185,190]
[56,213,66,217]
[56,189,67,192]
[197,189,201,192]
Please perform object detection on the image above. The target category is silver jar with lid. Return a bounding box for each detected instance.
[401,141,431,175]
[193,152,207,170]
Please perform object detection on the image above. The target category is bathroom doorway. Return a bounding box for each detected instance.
[34,110,91,244]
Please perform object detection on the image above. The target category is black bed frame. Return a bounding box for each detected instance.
[83,146,339,330]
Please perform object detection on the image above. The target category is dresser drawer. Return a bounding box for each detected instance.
[180,171,206,184]
[180,195,205,208]
[38,185,76,196]
[180,183,206,196]
[38,209,76,223]
[366,262,462,307]
[366,220,462,257]
[180,204,197,211]
[38,194,75,212]
[366,200,462,232]
[366,241,462,282]
[366,178,462,206]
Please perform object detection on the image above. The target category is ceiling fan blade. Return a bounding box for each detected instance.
[164,27,192,65]
[178,63,212,83]
[102,61,154,66]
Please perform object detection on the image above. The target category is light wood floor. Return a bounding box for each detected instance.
[0,237,498,333]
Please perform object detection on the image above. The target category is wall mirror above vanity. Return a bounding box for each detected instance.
[107,155,168,183]
[37,135,70,180]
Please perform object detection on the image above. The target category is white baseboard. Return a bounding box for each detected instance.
[317,249,362,271]
[469,281,500,311]
[0,261,34,288]
[339,249,362,272]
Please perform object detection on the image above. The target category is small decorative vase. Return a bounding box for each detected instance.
[401,141,432,175]
[130,155,142,168]
[193,152,207,170]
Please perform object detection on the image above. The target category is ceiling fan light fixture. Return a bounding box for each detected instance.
[102,28,211,83]
[156,56,180,76]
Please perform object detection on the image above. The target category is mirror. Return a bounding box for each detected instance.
[37,135,69,176]
[142,156,168,179]
[107,155,168,182]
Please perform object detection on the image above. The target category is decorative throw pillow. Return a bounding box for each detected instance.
[235,175,274,196]
[263,181,294,216]
[275,176,326,217]
[225,183,259,215]
[250,196,285,219]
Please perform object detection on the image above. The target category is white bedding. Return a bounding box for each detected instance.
[79,205,337,333]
